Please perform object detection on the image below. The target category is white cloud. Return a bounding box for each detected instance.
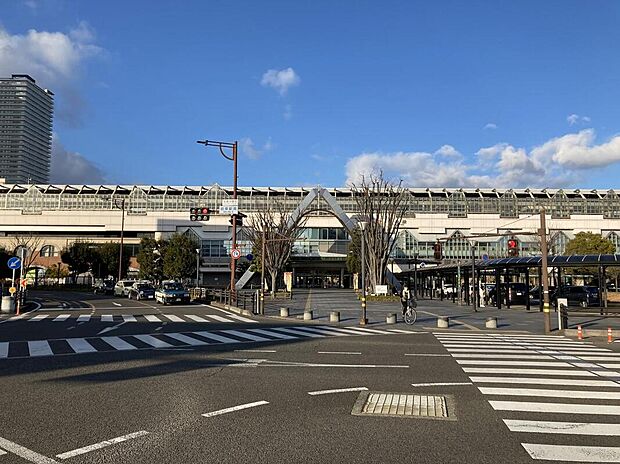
[345,129,620,188]
[50,135,107,184]
[0,23,103,125]
[261,67,300,96]
[240,137,274,160]
[567,113,590,126]
[483,123,498,130]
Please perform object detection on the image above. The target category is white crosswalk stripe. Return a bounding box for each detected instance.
[53,314,71,322]
[0,325,405,360]
[11,312,257,324]
[435,332,620,462]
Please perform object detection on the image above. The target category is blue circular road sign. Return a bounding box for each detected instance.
[246,253,254,261]
[7,257,21,270]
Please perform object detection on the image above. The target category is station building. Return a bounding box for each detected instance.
[1,183,620,287]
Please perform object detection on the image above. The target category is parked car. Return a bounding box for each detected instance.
[113,280,136,297]
[128,282,155,300]
[528,286,556,306]
[488,282,529,305]
[93,279,114,295]
[155,281,190,305]
[554,286,600,308]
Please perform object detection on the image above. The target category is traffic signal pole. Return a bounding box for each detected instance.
[230,141,238,306]
[540,208,551,333]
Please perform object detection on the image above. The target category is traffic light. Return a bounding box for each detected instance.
[433,242,442,260]
[507,237,519,257]
[190,207,210,221]
[229,212,246,227]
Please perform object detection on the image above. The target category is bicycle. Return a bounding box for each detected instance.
[403,298,417,325]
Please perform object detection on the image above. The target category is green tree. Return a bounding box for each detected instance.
[565,232,615,255]
[61,242,97,279]
[163,233,198,280]
[45,264,69,279]
[96,242,131,279]
[137,237,167,281]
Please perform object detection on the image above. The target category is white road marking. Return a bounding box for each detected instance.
[204,314,233,322]
[133,335,173,349]
[441,344,607,351]
[211,311,256,323]
[386,329,422,334]
[308,387,368,396]
[144,315,161,322]
[479,386,620,400]
[411,382,472,387]
[220,330,269,342]
[0,343,8,358]
[164,333,208,346]
[0,448,5,455]
[462,367,597,377]
[122,315,137,323]
[317,326,371,336]
[247,328,297,340]
[405,354,451,357]
[295,327,351,336]
[28,341,53,357]
[112,302,122,307]
[338,327,392,335]
[162,314,184,322]
[318,351,362,355]
[521,443,620,462]
[451,354,553,359]
[76,315,90,322]
[101,336,137,351]
[471,376,620,387]
[505,419,620,436]
[185,315,209,322]
[97,322,125,335]
[55,430,149,460]
[489,400,620,415]
[101,315,114,322]
[66,338,97,354]
[446,349,611,355]
[270,327,325,338]
[456,360,572,367]
[53,314,70,322]
[0,436,60,463]
[202,400,269,418]
[234,349,277,353]
[29,315,48,322]
[193,331,240,344]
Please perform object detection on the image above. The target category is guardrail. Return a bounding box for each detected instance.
[188,287,257,313]
[558,303,620,330]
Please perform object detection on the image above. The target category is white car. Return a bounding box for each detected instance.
[113,280,135,297]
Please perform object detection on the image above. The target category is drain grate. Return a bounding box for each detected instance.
[352,392,455,420]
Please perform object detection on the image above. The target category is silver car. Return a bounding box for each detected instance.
[113,280,135,296]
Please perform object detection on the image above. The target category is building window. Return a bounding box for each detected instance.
[40,245,56,257]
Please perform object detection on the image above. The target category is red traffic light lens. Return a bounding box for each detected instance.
[508,240,517,248]
[201,207,209,215]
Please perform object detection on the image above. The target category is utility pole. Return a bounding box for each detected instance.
[540,208,551,333]
[114,198,126,282]
[471,243,477,312]
[261,227,266,314]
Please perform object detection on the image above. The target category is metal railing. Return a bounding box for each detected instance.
[189,287,257,313]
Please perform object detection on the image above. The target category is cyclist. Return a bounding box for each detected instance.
[401,285,411,316]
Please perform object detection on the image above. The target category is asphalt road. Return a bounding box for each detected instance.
[0,290,619,463]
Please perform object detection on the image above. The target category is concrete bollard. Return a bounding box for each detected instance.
[437,316,450,328]
[304,310,313,321]
[485,317,498,329]
[280,307,289,317]
[1,296,14,314]
[386,313,397,324]
[330,311,340,322]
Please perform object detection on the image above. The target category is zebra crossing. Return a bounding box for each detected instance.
[434,332,620,463]
[0,325,415,360]
[7,312,257,324]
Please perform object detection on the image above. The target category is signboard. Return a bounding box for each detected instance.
[219,205,239,214]
[231,248,241,259]
[246,253,254,261]
[20,279,27,288]
[419,262,426,268]
[8,287,16,294]
[482,254,490,261]
[7,257,21,270]
[375,284,388,295]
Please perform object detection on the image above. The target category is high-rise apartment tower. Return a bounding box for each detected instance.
[0,74,53,184]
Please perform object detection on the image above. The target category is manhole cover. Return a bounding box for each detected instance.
[352,392,456,420]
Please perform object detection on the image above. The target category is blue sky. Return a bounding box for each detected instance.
[1,0,620,188]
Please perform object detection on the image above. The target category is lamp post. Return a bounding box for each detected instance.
[358,221,368,325]
[540,208,551,333]
[196,139,238,305]
[113,198,126,282]
[195,248,201,286]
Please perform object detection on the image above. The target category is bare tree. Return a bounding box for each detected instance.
[9,234,43,274]
[350,173,407,293]
[246,201,305,297]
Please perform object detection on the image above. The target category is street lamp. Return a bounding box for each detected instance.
[196,139,238,305]
[113,198,126,282]
[358,221,368,325]
[195,248,201,286]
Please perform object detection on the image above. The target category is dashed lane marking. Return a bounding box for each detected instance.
[202,400,269,418]
[308,387,368,396]
[0,436,59,463]
[318,351,362,355]
[55,431,149,460]
[411,382,472,387]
